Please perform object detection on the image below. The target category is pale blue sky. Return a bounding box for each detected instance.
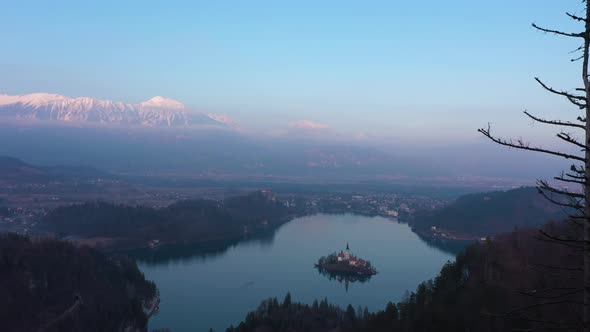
[0,0,586,142]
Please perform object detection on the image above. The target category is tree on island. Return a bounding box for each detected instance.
[479,1,589,330]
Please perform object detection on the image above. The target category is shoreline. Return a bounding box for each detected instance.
[315,262,377,277]
[78,212,307,253]
[45,211,476,255]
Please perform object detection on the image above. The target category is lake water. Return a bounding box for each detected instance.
[138,213,454,332]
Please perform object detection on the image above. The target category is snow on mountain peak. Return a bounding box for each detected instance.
[289,120,329,130]
[0,92,227,128]
[140,96,186,110]
[0,93,68,106]
[207,113,239,128]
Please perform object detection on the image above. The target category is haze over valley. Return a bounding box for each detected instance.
[0,91,566,189]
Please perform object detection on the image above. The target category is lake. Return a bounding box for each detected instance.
[138,213,455,332]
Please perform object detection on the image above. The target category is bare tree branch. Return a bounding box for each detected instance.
[537,189,585,212]
[478,125,587,162]
[555,176,586,185]
[538,180,585,198]
[556,132,588,150]
[535,78,587,109]
[567,12,588,22]
[532,23,587,38]
[570,164,586,175]
[536,236,586,250]
[524,110,586,130]
[573,54,585,62]
[540,229,588,244]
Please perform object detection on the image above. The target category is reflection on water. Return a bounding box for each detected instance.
[138,213,455,332]
[127,230,277,266]
[129,220,467,266]
[315,267,373,292]
[416,234,472,255]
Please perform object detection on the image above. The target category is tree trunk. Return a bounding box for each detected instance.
[584,186,590,332]
[584,4,590,331]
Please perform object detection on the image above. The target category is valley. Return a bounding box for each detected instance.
[0,156,564,255]
[0,156,575,331]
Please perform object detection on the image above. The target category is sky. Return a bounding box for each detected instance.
[0,0,587,144]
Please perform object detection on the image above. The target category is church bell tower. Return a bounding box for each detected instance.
[345,243,350,260]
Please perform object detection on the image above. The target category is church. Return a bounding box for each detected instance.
[336,243,367,267]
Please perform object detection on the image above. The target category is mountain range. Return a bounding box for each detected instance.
[0,93,230,128]
[0,93,565,184]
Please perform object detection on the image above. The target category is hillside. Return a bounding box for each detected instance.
[0,156,46,182]
[0,234,157,332]
[42,191,296,250]
[410,187,568,239]
[0,156,112,183]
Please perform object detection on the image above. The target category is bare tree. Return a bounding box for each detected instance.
[479,1,590,330]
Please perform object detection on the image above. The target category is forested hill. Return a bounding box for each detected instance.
[228,220,580,332]
[42,191,295,249]
[410,187,567,238]
[0,234,157,332]
[0,156,112,183]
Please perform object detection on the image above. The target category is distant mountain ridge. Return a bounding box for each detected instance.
[0,156,112,183]
[0,93,229,128]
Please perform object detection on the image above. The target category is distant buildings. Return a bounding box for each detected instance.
[259,189,276,201]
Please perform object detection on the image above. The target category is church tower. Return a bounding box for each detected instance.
[345,243,350,260]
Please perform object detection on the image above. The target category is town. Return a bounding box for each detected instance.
[0,180,450,239]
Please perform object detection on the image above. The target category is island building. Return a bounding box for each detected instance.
[336,243,367,267]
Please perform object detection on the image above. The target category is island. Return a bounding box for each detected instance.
[315,243,377,277]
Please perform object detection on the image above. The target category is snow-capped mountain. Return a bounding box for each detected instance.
[0,93,229,128]
[207,113,239,129]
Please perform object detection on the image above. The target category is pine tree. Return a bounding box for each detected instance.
[282,292,291,308]
[346,304,356,321]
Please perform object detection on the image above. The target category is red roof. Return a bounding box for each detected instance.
[338,252,344,257]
